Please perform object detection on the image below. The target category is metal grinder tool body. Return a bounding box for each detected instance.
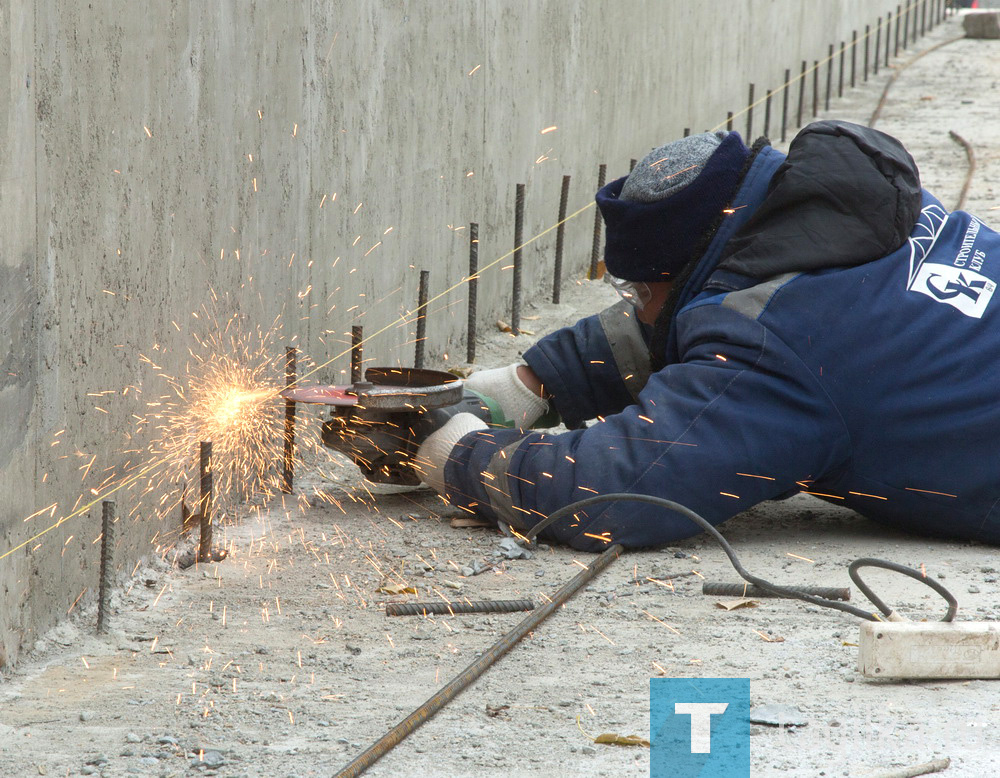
[282,367,502,485]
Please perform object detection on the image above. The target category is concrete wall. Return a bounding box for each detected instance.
[0,0,910,667]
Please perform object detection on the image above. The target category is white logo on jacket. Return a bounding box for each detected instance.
[906,205,995,318]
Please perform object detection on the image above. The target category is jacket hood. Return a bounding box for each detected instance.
[717,120,923,280]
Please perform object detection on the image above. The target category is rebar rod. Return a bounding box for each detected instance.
[588,164,606,279]
[351,326,363,383]
[864,25,870,82]
[797,60,806,127]
[97,500,115,633]
[892,5,902,57]
[852,30,858,87]
[839,42,845,98]
[282,347,296,493]
[511,184,524,335]
[198,441,213,563]
[467,224,479,362]
[875,18,882,76]
[415,270,429,368]
[334,544,623,778]
[746,83,754,139]
[825,45,833,111]
[781,68,790,141]
[385,599,535,617]
[553,177,569,304]
[812,60,819,117]
[763,89,772,139]
[702,582,851,601]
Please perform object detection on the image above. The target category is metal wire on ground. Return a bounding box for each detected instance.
[524,493,957,623]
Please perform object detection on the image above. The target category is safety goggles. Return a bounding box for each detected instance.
[604,273,653,311]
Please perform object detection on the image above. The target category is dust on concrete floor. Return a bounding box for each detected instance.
[3,12,1000,778]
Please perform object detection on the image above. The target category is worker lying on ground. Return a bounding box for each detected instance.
[414,119,1000,552]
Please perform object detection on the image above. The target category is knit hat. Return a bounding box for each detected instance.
[596,131,751,282]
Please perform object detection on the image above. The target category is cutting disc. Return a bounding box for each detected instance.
[280,385,358,406]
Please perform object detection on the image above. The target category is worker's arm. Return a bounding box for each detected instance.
[442,303,851,551]
[521,300,652,428]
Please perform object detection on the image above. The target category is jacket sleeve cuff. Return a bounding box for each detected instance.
[443,426,539,529]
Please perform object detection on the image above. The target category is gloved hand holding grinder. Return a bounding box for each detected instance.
[415,364,551,493]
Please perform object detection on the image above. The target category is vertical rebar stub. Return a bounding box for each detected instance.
[512,184,525,335]
[781,68,790,142]
[467,223,479,363]
[199,441,213,563]
[97,500,115,634]
[553,177,569,305]
[588,164,606,280]
[351,325,363,383]
[282,347,296,493]
[415,270,430,368]
[746,83,754,139]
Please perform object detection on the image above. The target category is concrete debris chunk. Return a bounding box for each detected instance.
[498,538,532,560]
[964,12,1000,39]
[748,704,809,727]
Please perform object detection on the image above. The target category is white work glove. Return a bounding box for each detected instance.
[464,363,550,428]
[414,412,488,495]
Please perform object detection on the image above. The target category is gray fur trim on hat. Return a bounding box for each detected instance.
[620,131,729,203]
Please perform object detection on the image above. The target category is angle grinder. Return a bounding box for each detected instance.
[282,367,506,485]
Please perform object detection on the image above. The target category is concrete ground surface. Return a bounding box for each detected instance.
[2,12,999,778]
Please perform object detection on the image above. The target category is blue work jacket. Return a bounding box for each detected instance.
[444,121,1000,551]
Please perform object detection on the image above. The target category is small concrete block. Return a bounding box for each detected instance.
[964,12,1000,39]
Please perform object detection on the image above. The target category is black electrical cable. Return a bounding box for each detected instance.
[523,493,957,623]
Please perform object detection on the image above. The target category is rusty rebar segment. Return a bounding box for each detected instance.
[825,44,834,111]
[415,270,430,368]
[511,184,524,335]
[797,60,806,127]
[467,223,479,363]
[895,5,901,58]
[333,543,623,778]
[851,31,857,88]
[864,25,870,82]
[588,164,606,279]
[385,599,535,617]
[839,42,845,98]
[97,500,115,634]
[812,59,819,117]
[180,480,193,538]
[781,68,790,142]
[351,326,363,383]
[875,18,882,76]
[552,177,569,305]
[198,441,213,563]
[885,14,891,68]
[746,83,754,139]
[702,582,851,601]
[282,347,296,493]
[726,110,733,132]
[763,89,772,139]
[683,127,691,137]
